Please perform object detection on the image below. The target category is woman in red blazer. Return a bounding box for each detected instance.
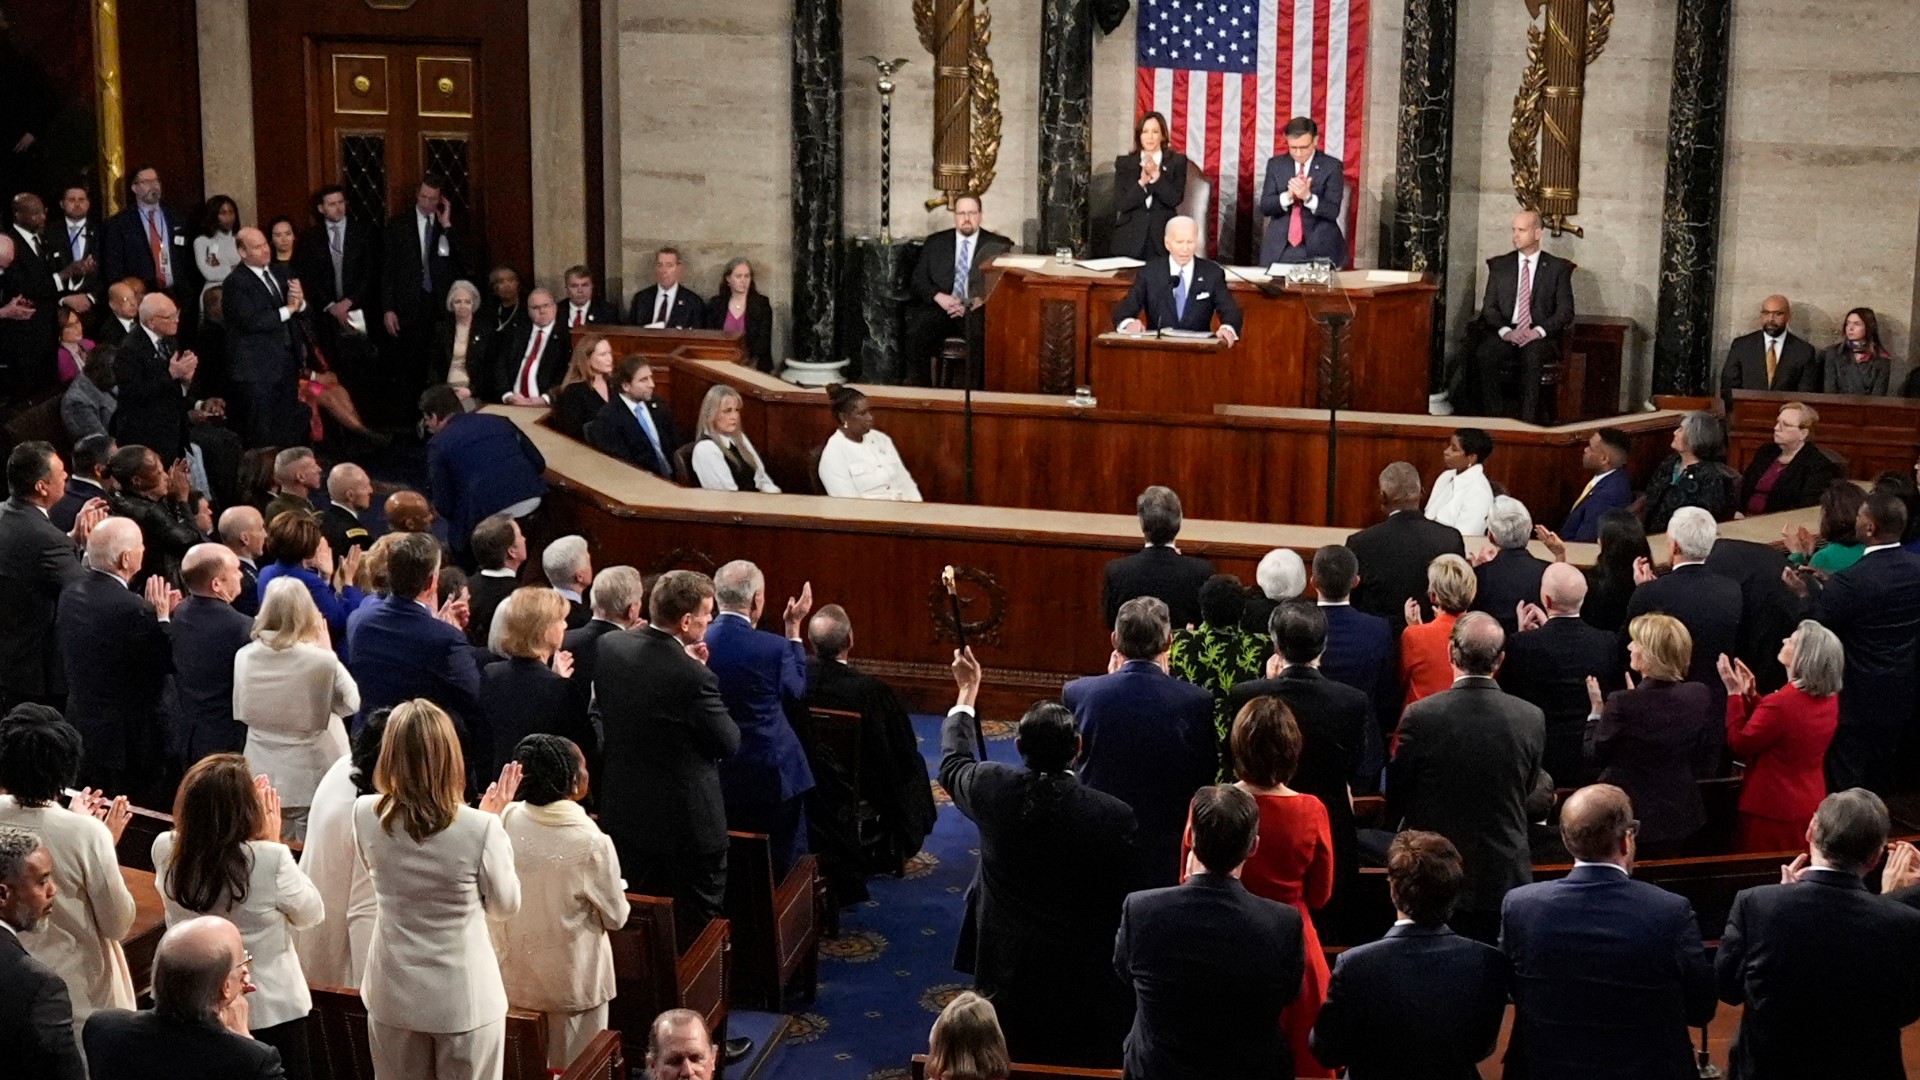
[1718,620,1842,853]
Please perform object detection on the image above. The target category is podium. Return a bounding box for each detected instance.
[1091,333,1234,413]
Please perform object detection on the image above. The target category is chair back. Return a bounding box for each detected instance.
[672,441,695,486]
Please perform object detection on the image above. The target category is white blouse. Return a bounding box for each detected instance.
[490,800,630,1014]
[296,755,375,989]
[233,640,359,808]
[152,833,324,1030]
[1426,463,1494,537]
[0,795,136,1023]
[193,231,238,293]
[691,434,780,493]
[818,428,923,502]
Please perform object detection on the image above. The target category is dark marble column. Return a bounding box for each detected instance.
[791,0,844,365]
[1652,0,1731,395]
[838,237,921,384]
[1037,0,1095,254]
[1388,0,1458,389]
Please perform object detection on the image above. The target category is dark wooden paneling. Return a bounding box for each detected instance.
[119,0,204,212]
[1728,389,1920,481]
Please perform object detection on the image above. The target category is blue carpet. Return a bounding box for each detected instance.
[759,713,1011,1080]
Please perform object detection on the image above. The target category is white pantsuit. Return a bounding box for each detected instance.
[296,755,375,989]
[0,796,136,1024]
[151,834,324,1030]
[234,640,359,843]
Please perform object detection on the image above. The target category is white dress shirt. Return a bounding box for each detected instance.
[296,755,375,989]
[1278,154,1321,213]
[234,640,359,808]
[152,833,324,1029]
[817,428,923,502]
[490,800,629,1014]
[691,434,780,493]
[647,285,679,326]
[250,264,291,322]
[0,796,137,1023]
[1426,463,1494,537]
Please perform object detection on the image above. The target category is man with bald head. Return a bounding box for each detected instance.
[84,914,286,1078]
[1,192,62,392]
[1499,562,1623,787]
[97,279,140,347]
[56,515,177,795]
[1451,210,1575,423]
[1720,294,1819,411]
[1501,784,1716,1079]
[172,542,253,759]
[1112,215,1243,345]
[225,224,307,447]
[383,488,435,534]
[217,504,266,615]
[113,290,198,463]
[321,462,374,556]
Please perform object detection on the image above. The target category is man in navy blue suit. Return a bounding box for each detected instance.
[1111,216,1243,343]
[419,384,547,554]
[224,227,309,447]
[703,560,816,875]
[169,544,253,762]
[1559,428,1633,543]
[345,532,483,772]
[1063,596,1217,891]
[585,355,678,478]
[1257,116,1348,266]
[1500,784,1716,1080]
[99,166,195,299]
[1309,544,1396,787]
[1472,495,1551,638]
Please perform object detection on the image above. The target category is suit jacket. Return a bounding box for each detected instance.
[1561,469,1633,543]
[345,594,483,741]
[1063,661,1217,891]
[1109,256,1244,334]
[585,394,679,478]
[57,570,171,773]
[1808,547,1920,745]
[1115,872,1305,1080]
[222,262,299,387]
[1704,539,1796,692]
[702,291,775,372]
[1478,250,1575,339]
[1627,562,1744,729]
[379,210,465,328]
[429,316,496,387]
[806,659,936,864]
[49,477,107,533]
[100,204,196,295]
[561,617,621,699]
[594,625,741,856]
[111,326,193,462]
[1309,922,1509,1080]
[293,218,378,314]
[0,226,60,379]
[1502,865,1717,1080]
[1498,615,1622,788]
[1100,545,1215,630]
[84,1008,284,1080]
[562,299,620,329]
[481,319,570,404]
[0,929,86,1080]
[170,594,254,763]
[1589,678,1717,845]
[1387,678,1549,914]
[704,612,816,805]
[464,570,519,648]
[1473,547,1551,637]
[94,314,134,349]
[1737,442,1840,516]
[1257,150,1348,265]
[1347,510,1467,630]
[625,284,706,329]
[1719,870,1920,1080]
[425,412,548,548]
[1720,330,1820,410]
[1725,684,1837,830]
[1318,602,1400,769]
[50,216,102,310]
[480,656,592,776]
[234,558,261,618]
[1110,152,1190,260]
[909,227,1015,307]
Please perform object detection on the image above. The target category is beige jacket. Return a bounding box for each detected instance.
[490,800,629,1013]
[0,796,136,1022]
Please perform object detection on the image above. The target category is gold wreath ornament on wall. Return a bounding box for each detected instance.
[1508,0,1613,237]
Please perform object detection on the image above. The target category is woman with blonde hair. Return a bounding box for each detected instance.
[1719,620,1843,852]
[480,587,588,777]
[234,577,360,842]
[925,990,1011,1080]
[549,334,615,440]
[1583,613,1718,857]
[355,699,522,1080]
[690,383,779,492]
[1398,553,1477,708]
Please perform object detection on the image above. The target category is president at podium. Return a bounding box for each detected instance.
[1112,217,1243,344]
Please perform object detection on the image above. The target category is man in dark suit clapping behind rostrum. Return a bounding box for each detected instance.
[1112,215,1242,344]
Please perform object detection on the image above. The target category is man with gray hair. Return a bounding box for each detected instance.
[57,516,177,795]
[1111,214,1244,344]
[1500,562,1622,787]
[1348,461,1467,630]
[0,826,85,1080]
[110,290,198,465]
[703,560,816,875]
[1471,495,1549,637]
[83,915,285,1078]
[1101,485,1216,630]
[541,534,594,629]
[563,565,647,693]
[1627,504,1743,739]
[1387,611,1552,943]
[1717,788,1920,1079]
[262,446,320,523]
[1064,595,1217,891]
[319,462,373,557]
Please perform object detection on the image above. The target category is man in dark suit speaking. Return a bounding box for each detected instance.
[1718,294,1819,412]
[1257,116,1348,267]
[1455,210,1575,424]
[904,194,1014,387]
[1112,216,1243,345]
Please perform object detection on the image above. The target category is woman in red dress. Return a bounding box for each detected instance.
[1719,619,1843,852]
[1398,554,1477,711]
[1182,696,1334,1078]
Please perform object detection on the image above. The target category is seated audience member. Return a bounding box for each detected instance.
[705,561,816,875]
[172,543,255,762]
[1167,574,1266,776]
[1347,461,1467,629]
[1425,428,1495,537]
[319,462,373,557]
[492,734,629,1069]
[295,708,389,990]
[54,307,90,385]
[1585,613,1716,856]
[1641,411,1739,533]
[691,384,779,492]
[924,990,1011,1080]
[487,288,568,407]
[628,247,706,329]
[82,916,287,1080]
[235,578,359,843]
[345,532,481,752]
[218,504,266,616]
[1065,596,1216,891]
[420,384,548,550]
[585,355,677,479]
[106,443,200,584]
[1579,508,1650,633]
[482,265,528,338]
[1473,495,1549,637]
[382,489,435,536]
[1308,545,1396,785]
[1101,484,1214,630]
[1719,620,1842,852]
[0,707,135,1029]
[904,195,1014,386]
[268,215,299,271]
[1457,210,1574,423]
[818,383,922,502]
[1718,788,1920,1079]
[51,434,117,533]
[465,513,524,647]
[703,258,775,372]
[61,347,117,441]
[1561,428,1634,542]
[482,587,590,775]
[559,264,619,329]
[57,517,176,798]
[1240,547,1307,634]
[939,650,1133,1067]
[0,826,86,1080]
[1116,784,1305,1080]
[257,510,364,642]
[1503,784,1716,1079]
[152,756,322,1075]
[1387,612,1551,943]
[1719,294,1818,411]
[1111,216,1245,344]
[1627,506,1742,723]
[432,280,492,408]
[563,565,647,693]
[1309,831,1509,1080]
[541,534,594,629]
[263,447,321,523]
[1740,402,1839,516]
[1821,306,1894,397]
[1108,111,1187,261]
[1399,554,1477,709]
[1498,562,1620,788]
[1783,479,1865,573]
[548,333,615,441]
[647,1008,723,1079]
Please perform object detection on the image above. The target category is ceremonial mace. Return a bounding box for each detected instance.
[943,565,987,758]
[859,57,910,241]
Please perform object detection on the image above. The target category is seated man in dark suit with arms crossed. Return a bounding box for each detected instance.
[1112,215,1243,344]
[1100,484,1214,630]
[904,194,1013,387]
[1453,210,1575,423]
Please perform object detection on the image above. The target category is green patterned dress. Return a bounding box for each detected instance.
[1168,623,1268,781]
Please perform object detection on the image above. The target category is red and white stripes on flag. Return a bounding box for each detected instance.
[1135,0,1370,264]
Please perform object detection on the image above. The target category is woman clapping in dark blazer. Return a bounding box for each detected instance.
[1110,112,1188,260]
[704,258,774,372]
[1583,613,1718,857]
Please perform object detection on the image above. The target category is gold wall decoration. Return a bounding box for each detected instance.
[913,0,1001,209]
[92,0,126,215]
[1507,0,1613,236]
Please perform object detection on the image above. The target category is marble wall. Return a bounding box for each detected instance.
[197,0,257,223]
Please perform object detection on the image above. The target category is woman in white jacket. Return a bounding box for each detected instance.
[294,707,391,989]
[1424,426,1496,536]
[235,578,360,843]
[818,383,923,501]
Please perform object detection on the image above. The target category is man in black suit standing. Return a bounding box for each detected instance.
[319,463,373,557]
[1348,462,1467,630]
[1499,563,1622,787]
[0,442,104,710]
[1454,210,1575,423]
[1720,294,1819,411]
[50,434,114,532]
[627,247,706,329]
[99,165,195,301]
[586,355,678,478]
[0,827,85,1080]
[215,505,264,617]
[1114,784,1305,1080]
[1307,545,1398,787]
[904,195,1014,387]
[561,264,620,328]
[940,649,1134,1067]
[49,185,101,324]
[484,288,568,405]
[2,193,64,392]
[224,226,309,448]
[1257,116,1348,267]
[95,280,139,348]
[170,543,252,762]
[593,570,741,931]
[1310,831,1509,1080]
[1718,788,1920,1080]
[563,565,646,697]
[1502,784,1717,1080]
[1704,534,1796,692]
[1386,612,1552,943]
[295,184,378,382]
[464,513,524,647]
[380,174,466,398]
[1112,215,1243,343]
[111,293,198,465]
[1627,506,1743,755]
[1472,495,1550,637]
[1100,485,1214,629]
[83,916,287,1080]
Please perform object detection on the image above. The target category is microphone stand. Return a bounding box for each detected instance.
[1319,310,1352,526]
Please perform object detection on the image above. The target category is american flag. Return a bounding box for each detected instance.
[1136,0,1370,263]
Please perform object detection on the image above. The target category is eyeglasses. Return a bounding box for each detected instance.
[232,949,254,975]
[1627,820,1641,837]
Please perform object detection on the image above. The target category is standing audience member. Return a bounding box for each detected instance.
[564,565,647,694]
[1307,545,1397,784]
[110,292,195,466]
[1739,402,1840,516]
[57,516,176,798]
[1640,412,1738,533]
[481,587,590,775]
[1238,546,1306,635]
[171,543,255,762]
[1347,462,1466,630]
[191,196,239,303]
[1718,621,1842,852]
[51,434,116,531]
[295,708,389,991]
[1579,509,1650,633]
[218,504,267,616]
[1627,506,1743,727]
[702,258,775,372]
[0,826,86,1080]
[1398,554,1477,709]
[586,355,678,479]
[690,384,780,493]
[1820,307,1894,397]
[295,185,378,365]
[1167,574,1266,777]
[1425,428,1495,537]
[1583,614,1717,856]
[1782,480,1866,573]
[817,384,923,502]
[346,532,482,756]
[1099,485,1214,630]
[541,534,594,629]
[106,444,200,584]
[464,513,525,648]
[1559,428,1634,543]
[82,916,289,1080]
[420,384,548,552]
[262,447,321,522]
[1498,562,1621,788]
[1471,495,1549,637]
[224,226,309,447]
[319,462,374,556]
[152,756,323,1077]
[256,509,364,642]
[234,578,360,843]
[381,175,467,401]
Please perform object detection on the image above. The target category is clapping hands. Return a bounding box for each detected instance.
[69,788,132,844]
[479,762,523,814]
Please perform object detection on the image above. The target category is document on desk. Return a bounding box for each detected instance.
[1159,329,1218,341]
[1076,256,1147,271]
[992,255,1052,270]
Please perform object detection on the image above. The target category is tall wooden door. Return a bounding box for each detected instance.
[309,40,482,234]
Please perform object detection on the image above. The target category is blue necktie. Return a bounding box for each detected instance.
[1174,269,1188,321]
[633,400,668,476]
[955,236,972,303]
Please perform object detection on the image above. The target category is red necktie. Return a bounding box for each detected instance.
[1514,258,1534,335]
[571,308,583,328]
[146,211,170,288]
[519,327,546,398]
[1287,162,1305,248]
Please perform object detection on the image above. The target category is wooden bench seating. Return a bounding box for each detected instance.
[609,893,730,1058]
[724,830,821,1009]
[911,1054,1121,1079]
[308,985,549,1080]
[122,866,164,1002]
[558,1030,625,1080]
